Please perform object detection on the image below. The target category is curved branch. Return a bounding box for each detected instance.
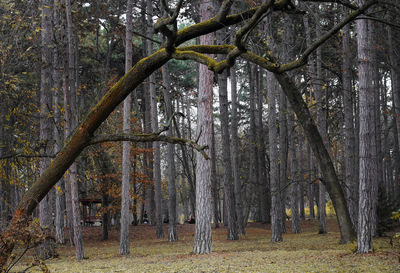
[279,0,378,72]
[88,134,209,160]
[0,154,55,160]
[300,0,358,10]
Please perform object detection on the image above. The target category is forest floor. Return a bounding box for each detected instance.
[12,218,400,272]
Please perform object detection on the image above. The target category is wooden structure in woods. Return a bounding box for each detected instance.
[80,197,102,226]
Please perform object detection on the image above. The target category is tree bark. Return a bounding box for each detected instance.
[193,0,213,254]
[279,84,288,233]
[66,0,84,260]
[288,112,301,234]
[356,0,376,253]
[119,0,133,255]
[211,114,220,228]
[311,15,327,235]
[39,0,56,258]
[53,0,65,245]
[342,21,358,228]
[162,65,178,242]
[230,65,244,234]
[147,0,163,238]
[256,67,268,224]
[217,29,237,240]
[249,63,260,223]
[268,71,283,242]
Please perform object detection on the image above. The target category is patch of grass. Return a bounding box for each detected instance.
[12,219,400,272]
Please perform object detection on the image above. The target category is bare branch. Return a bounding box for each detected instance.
[175,45,277,72]
[132,29,161,44]
[0,154,55,160]
[216,0,235,22]
[355,16,400,29]
[300,0,358,10]
[279,0,378,72]
[88,134,209,160]
[155,0,185,52]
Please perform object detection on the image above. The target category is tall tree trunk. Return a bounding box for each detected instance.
[315,20,327,234]
[298,130,306,221]
[248,63,259,222]
[268,71,283,242]
[193,0,213,254]
[211,116,219,228]
[342,21,358,228]
[146,0,163,238]
[162,65,178,241]
[65,0,84,260]
[120,0,133,255]
[53,0,65,245]
[279,85,288,233]
[307,146,315,219]
[356,0,376,253]
[288,112,301,234]
[283,13,300,231]
[217,29,237,240]
[39,0,56,258]
[388,26,400,202]
[230,65,244,234]
[369,20,379,237]
[256,67,268,224]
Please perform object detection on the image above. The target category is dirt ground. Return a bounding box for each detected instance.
[10,218,400,272]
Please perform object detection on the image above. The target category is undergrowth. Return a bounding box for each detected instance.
[12,219,400,273]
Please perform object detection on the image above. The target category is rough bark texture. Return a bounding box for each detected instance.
[119,0,133,255]
[211,120,219,228]
[342,22,358,228]
[369,19,379,237]
[288,112,301,234]
[249,63,259,223]
[279,84,288,233]
[268,72,283,242]
[193,0,213,254]
[283,13,300,233]
[298,129,306,221]
[356,1,376,253]
[388,26,400,203]
[147,0,164,238]
[230,65,244,234]
[389,27,400,153]
[256,67,268,224]
[217,29,237,240]
[162,65,178,242]
[39,0,56,258]
[66,0,84,260]
[314,18,327,235]
[52,0,65,246]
